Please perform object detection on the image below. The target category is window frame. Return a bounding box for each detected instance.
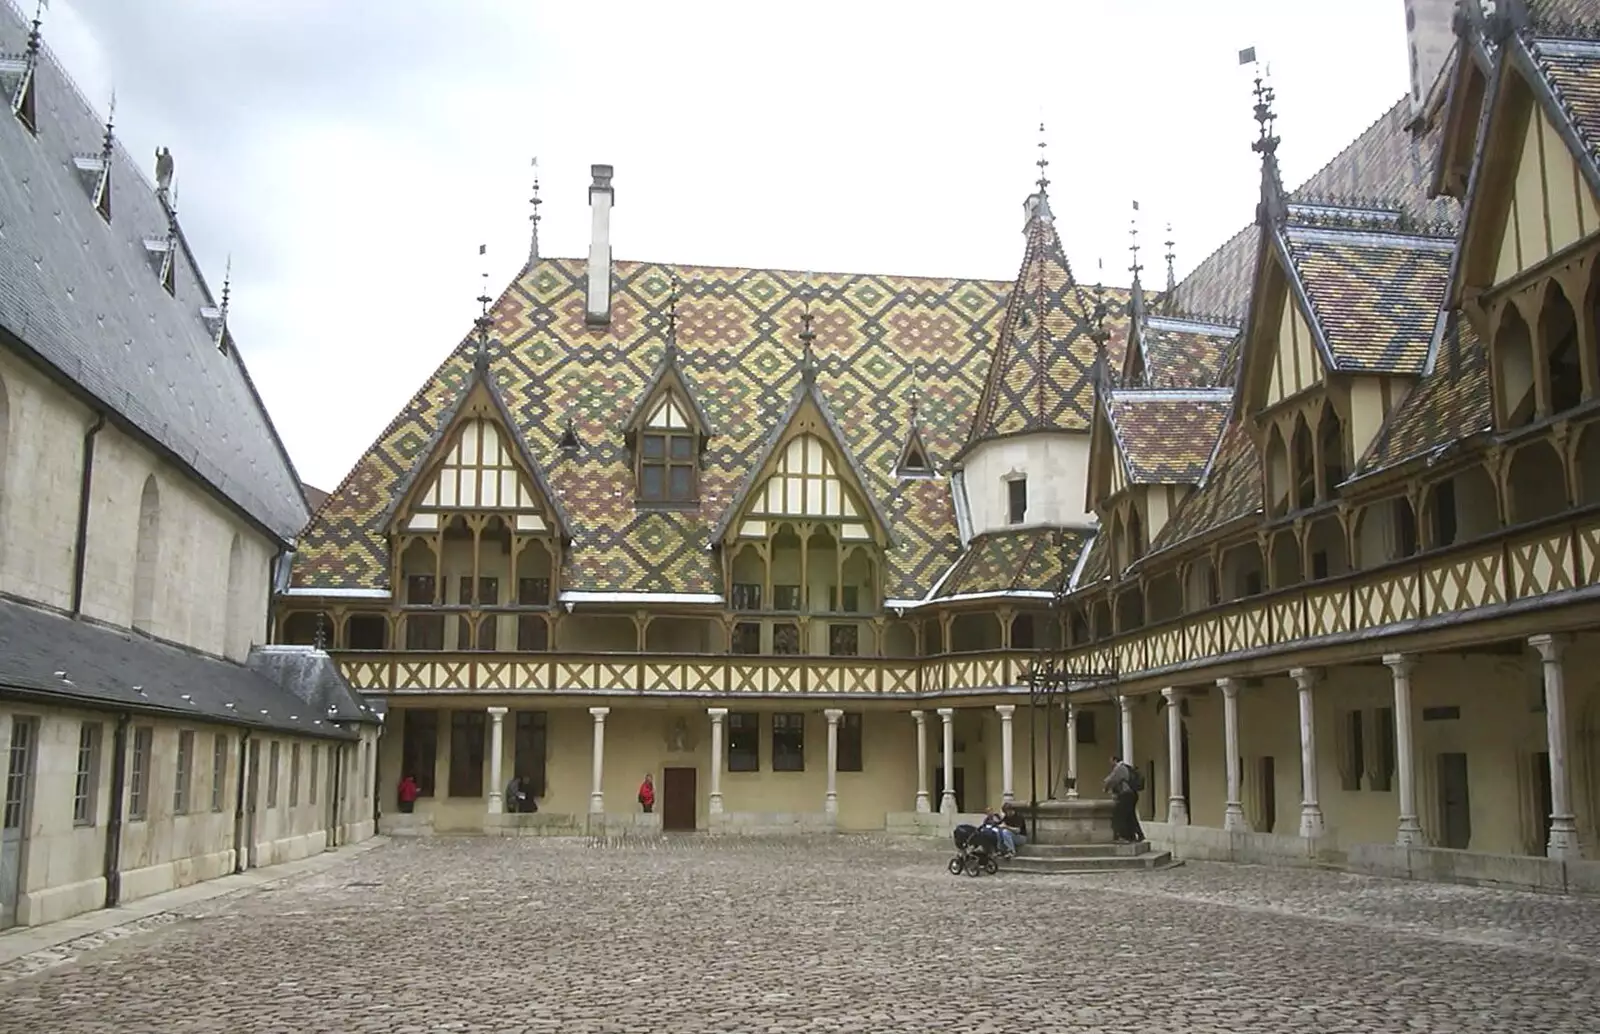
[727,712,760,772]
[129,725,154,821]
[837,713,863,773]
[174,730,194,815]
[772,713,806,772]
[73,721,101,827]
[211,733,229,813]
[448,710,487,798]
[635,392,701,507]
[1007,477,1028,525]
[267,740,281,808]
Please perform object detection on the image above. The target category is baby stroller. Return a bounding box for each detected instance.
[947,823,1001,877]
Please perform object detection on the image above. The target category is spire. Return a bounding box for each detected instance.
[1246,53,1287,226]
[1090,263,1110,394]
[158,185,178,296]
[12,0,43,132]
[527,156,542,266]
[663,274,680,361]
[1035,121,1050,196]
[216,254,232,352]
[1163,224,1176,296]
[93,90,115,222]
[474,243,493,376]
[798,299,818,385]
[1128,201,1146,329]
[1024,121,1054,228]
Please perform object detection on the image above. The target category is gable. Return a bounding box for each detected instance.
[1267,282,1324,407]
[644,393,694,431]
[1240,242,1329,418]
[1491,96,1600,286]
[1084,400,1126,514]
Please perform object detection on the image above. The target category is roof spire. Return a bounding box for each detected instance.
[663,274,681,361]
[474,243,493,375]
[1244,50,1287,226]
[12,0,43,131]
[100,89,116,161]
[217,254,232,349]
[528,156,542,265]
[1128,201,1143,284]
[1163,224,1176,295]
[92,89,116,222]
[909,381,921,428]
[24,1,42,62]
[1090,260,1110,392]
[1035,121,1050,195]
[799,297,818,385]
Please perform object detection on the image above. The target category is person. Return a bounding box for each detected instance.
[1001,802,1028,853]
[637,773,655,814]
[1103,755,1145,844]
[397,774,420,814]
[982,807,1015,857]
[505,775,528,814]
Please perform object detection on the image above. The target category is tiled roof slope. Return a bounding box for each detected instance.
[1108,392,1232,484]
[1528,0,1600,34]
[1359,317,1493,474]
[1163,225,1259,325]
[0,5,309,542]
[1147,419,1262,556]
[1530,37,1600,169]
[965,201,1124,448]
[293,258,1134,600]
[1137,315,1238,388]
[1285,225,1455,374]
[936,527,1087,598]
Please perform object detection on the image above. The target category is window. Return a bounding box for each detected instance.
[1341,711,1365,792]
[401,711,439,797]
[828,623,859,657]
[730,582,762,611]
[211,734,228,812]
[310,745,320,806]
[1311,551,1329,580]
[346,614,387,649]
[1243,571,1263,596]
[1075,711,1097,745]
[639,430,697,503]
[129,726,154,820]
[1431,479,1458,547]
[406,573,437,604]
[1393,498,1419,558]
[449,711,486,797]
[174,731,194,814]
[362,741,372,801]
[73,722,101,826]
[728,713,759,772]
[772,713,805,772]
[289,743,302,807]
[837,713,863,772]
[4,718,36,831]
[772,623,801,655]
[267,741,281,807]
[773,584,801,612]
[405,574,444,650]
[459,577,499,651]
[1007,478,1028,524]
[829,586,861,613]
[1012,614,1036,650]
[514,711,548,796]
[1373,707,1396,792]
[516,616,548,651]
[517,577,551,606]
[731,622,761,655]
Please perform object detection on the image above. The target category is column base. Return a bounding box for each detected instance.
[1222,805,1251,833]
[914,792,930,814]
[939,792,957,816]
[824,793,838,816]
[1001,791,1014,806]
[1298,804,1325,839]
[1547,818,1583,861]
[487,792,504,816]
[588,793,605,816]
[1065,787,1079,800]
[709,793,724,815]
[1396,816,1424,846]
[1166,798,1189,826]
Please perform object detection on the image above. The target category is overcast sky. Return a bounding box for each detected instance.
[38,0,1415,493]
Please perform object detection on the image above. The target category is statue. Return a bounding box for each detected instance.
[154,146,173,194]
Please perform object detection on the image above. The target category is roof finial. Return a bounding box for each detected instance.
[1164,224,1176,295]
[528,156,542,265]
[1035,121,1050,195]
[220,254,232,319]
[474,243,493,374]
[1128,200,1143,285]
[558,414,581,453]
[1090,265,1110,392]
[101,89,116,161]
[1245,51,1286,225]
[799,297,818,385]
[25,1,43,62]
[909,381,921,428]
[664,274,680,359]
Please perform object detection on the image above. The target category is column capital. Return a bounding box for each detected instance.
[487,706,508,717]
[707,707,729,719]
[936,707,955,718]
[1382,653,1416,677]
[1160,686,1182,703]
[1528,633,1568,662]
[994,704,1016,718]
[1289,666,1322,689]
[909,709,926,720]
[1216,677,1240,698]
[588,706,610,719]
[1117,694,1134,713]
[823,708,844,722]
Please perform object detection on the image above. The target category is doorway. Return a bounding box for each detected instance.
[1257,756,1277,833]
[245,739,261,868]
[2,718,38,930]
[1535,751,1553,856]
[1437,752,1472,850]
[934,767,965,812]
[661,767,697,832]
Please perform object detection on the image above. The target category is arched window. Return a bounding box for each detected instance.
[133,475,160,633]
[1541,283,1581,415]
[1317,405,1346,499]
[224,534,246,657]
[1265,427,1290,517]
[1496,305,1536,427]
[1127,508,1145,563]
[1292,415,1316,511]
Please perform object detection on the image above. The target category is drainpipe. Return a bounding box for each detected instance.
[71,413,108,616]
[233,729,252,873]
[329,742,344,848]
[102,713,130,907]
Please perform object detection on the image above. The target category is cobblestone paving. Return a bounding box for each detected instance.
[3,836,1599,1033]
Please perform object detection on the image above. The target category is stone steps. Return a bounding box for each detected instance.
[1021,841,1152,858]
[1004,841,1179,874]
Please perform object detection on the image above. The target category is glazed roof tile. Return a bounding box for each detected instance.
[1137,315,1239,388]
[1530,37,1600,170]
[1146,419,1261,555]
[936,527,1088,598]
[1108,391,1232,484]
[1358,316,1492,474]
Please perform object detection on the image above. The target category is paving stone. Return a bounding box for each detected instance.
[0,837,1597,1032]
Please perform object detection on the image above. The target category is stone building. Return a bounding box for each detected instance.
[286,1,1600,889]
[0,3,378,932]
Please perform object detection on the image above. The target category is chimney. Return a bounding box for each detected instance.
[586,163,615,326]
[1404,0,1457,122]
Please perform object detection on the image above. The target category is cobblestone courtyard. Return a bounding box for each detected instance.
[2,837,1599,1033]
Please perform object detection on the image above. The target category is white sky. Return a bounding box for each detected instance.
[39,0,1414,493]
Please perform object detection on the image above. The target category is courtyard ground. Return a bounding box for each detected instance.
[0,835,1597,1033]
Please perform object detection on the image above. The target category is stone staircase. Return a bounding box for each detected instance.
[1006,840,1179,875]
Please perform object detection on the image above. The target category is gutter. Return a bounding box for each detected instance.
[101,712,130,907]
[70,414,107,616]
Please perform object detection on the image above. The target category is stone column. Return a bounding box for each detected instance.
[823,708,843,815]
[1118,694,1135,763]
[1530,635,1582,860]
[1291,667,1324,839]
[911,710,930,813]
[937,707,956,814]
[587,706,609,815]
[486,706,507,815]
[995,705,1016,805]
[707,707,727,815]
[1161,688,1187,825]
[1218,677,1249,832]
[1065,702,1080,800]
[1382,653,1423,846]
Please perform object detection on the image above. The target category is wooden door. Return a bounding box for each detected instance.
[662,767,697,831]
[1,719,37,930]
[1437,752,1472,850]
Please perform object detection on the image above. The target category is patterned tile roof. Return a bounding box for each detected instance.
[1074,528,1110,589]
[1529,37,1600,171]
[964,200,1123,449]
[1285,226,1455,374]
[1108,391,1232,484]
[1146,419,1261,556]
[1358,316,1492,475]
[1528,1,1600,35]
[1135,315,1239,388]
[935,527,1088,598]
[293,258,1134,599]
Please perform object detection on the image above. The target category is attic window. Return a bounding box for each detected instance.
[903,444,929,472]
[636,392,699,505]
[1007,477,1028,525]
[11,67,36,135]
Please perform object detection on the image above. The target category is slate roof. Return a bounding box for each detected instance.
[1107,391,1232,484]
[293,257,1135,600]
[0,598,367,738]
[935,527,1088,598]
[1284,224,1455,374]
[1134,315,1239,388]
[0,5,309,542]
[1358,316,1493,475]
[1529,36,1600,168]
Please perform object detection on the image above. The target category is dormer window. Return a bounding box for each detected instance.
[1007,477,1028,525]
[637,393,698,504]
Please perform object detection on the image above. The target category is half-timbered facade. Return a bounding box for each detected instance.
[285,1,1600,888]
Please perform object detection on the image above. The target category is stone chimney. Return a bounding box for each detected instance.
[1405,0,1457,121]
[586,163,615,326]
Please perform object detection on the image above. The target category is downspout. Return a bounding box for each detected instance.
[102,713,130,907]
[233,729,252,873]
[329,741,344,848]
[71,413,108,616]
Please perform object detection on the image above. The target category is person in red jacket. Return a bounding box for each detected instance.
[397,774,420,814]
[637,774,655,814]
